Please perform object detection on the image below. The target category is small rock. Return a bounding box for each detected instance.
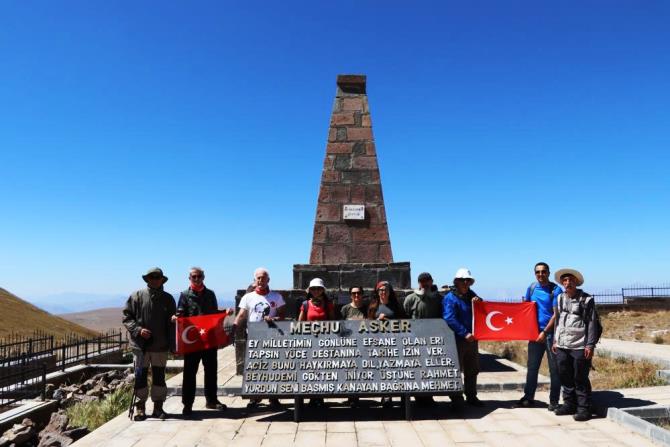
[38,431,74,447]
[634,324,645,329]
[62,427,89,441]
[52,389,65,401]
[80,379,96,391]
[0,422,37,446]
[45,383,56,399]
[44,411,69,433]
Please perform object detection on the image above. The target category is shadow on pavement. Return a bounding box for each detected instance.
[592,390,657,417]
[479,353,517,372]
[249,398,506,422]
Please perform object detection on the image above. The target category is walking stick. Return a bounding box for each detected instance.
[128,348,146,419]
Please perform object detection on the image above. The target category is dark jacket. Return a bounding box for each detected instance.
[122,287,176,352]
[177,287,218,317]
[403,289,444,319]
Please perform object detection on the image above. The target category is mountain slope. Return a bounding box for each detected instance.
[59,307,124,333]
[0,287,99,339]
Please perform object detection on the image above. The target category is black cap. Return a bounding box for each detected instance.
[417,272,433,282]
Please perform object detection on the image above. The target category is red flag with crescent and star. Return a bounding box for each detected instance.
[175,313,233,355]
[472,301,539,341]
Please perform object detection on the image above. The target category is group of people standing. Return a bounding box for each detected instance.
[123,262,599,423]
[122,267,228,421]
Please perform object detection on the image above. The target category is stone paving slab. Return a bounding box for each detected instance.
[71,346,667,447]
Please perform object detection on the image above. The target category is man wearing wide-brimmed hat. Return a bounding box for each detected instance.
[122,267,176,421]
[551,268,599,422]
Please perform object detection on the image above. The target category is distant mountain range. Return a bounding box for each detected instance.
[27,292,236,314]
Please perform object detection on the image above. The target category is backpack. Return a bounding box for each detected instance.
[527,281,559,302]
[558,292,603,345]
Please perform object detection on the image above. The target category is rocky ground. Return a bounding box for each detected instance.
[601,309,670,343]
[0,369,133,447]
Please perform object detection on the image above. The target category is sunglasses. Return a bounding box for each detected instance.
[190,274,204,279]
[351,291,362,295]
[535,270,549,275]
[378,288,388,293]
[148,274,163,280]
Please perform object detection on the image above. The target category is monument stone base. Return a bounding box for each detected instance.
[292,262,411,291]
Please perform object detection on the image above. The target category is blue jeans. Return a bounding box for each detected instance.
[523,333,560,404]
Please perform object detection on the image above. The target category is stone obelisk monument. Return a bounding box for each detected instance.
[235,74,411,373]
[293,74,411,293]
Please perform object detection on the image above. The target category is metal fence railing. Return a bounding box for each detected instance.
[0,330,127,407]
[485,286,670,305]
[56,331,126,370]
[0,330,54,364]
[0,360,46,408]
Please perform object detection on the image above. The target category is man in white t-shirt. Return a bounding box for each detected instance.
[234,267,285,409]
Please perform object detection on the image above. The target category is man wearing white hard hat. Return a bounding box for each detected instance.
[235,267,286,409]
[551,268,600,422]
[442,268,484,407]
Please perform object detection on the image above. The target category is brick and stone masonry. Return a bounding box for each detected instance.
[293,74,411,291]
[310,74,392,265]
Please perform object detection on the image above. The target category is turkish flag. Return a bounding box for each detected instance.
[472,301,539,341]
[175,313,233,355]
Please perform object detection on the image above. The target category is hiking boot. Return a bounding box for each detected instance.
[133,403,146,421]
[513,398,534,408]
[205,400,227,411]
[573,411,591,422]
[547,402,559,412]
[182,405,193,417]
[554,404,576,416]
[381,397,393,408]
[151,401,168,420]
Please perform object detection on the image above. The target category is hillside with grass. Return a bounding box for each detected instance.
[0,287,99,340]
[59,307,124,333]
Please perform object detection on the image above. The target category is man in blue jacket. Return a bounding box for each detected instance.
[443,268,483,407]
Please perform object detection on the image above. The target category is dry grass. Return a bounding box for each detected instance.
[481,340,665,389]
[0,287,98,340]
[601,309,670,343]
[67,385,132,430]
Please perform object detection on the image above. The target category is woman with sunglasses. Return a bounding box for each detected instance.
[367,281,406,408]
[340,286,368,407]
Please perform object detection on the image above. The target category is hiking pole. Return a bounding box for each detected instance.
[128,348,145,420]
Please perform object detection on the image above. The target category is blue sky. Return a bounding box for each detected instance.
[1,1,668,304]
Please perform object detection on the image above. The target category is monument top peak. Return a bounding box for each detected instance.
[336,74,366,94]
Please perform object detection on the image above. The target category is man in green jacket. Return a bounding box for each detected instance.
[122,267,176,421]
[403,272,443,406]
